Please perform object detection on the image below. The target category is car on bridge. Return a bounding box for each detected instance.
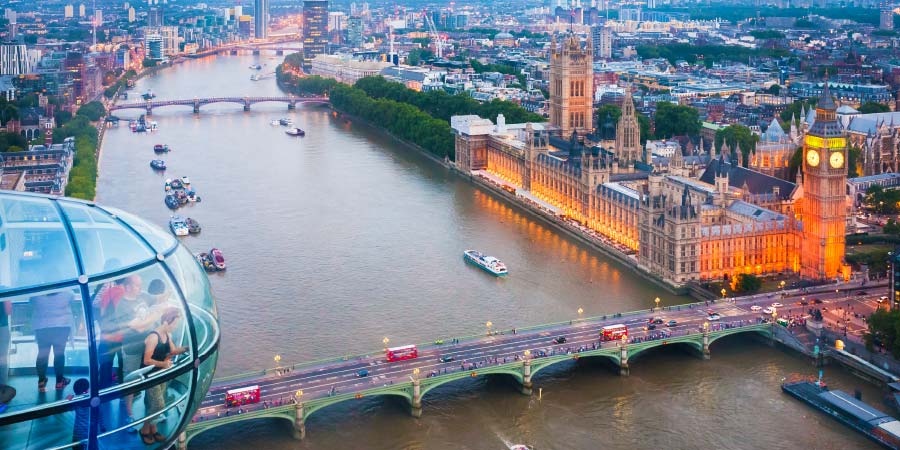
[646,324,656,331]
[666,320,678,327]
[356,369,369,378]
[771,302,784,308]
[707,313,721,321]
[763,307,775,315]
[750,305,762,312]
[649,317,664,324]
[440,356,454,363]
[554,336,567,344]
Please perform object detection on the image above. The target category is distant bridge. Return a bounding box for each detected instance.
[108,96,329,115]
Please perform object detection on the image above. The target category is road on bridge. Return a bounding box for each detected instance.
[191,284,883,421]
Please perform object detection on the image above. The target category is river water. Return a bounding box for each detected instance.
[96,55,879,449]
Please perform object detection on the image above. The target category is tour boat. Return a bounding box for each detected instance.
[270,119,280,126]
[186,190,201,202]
[285,127,305,137]
[185,217,201,234]
[150,160,166,171]
[170,178,183,190]
[164,194,179,210]
[210,248,226,270]
[197,253,216,272]
[278,118,293,126]
[169,215,189,236]
[463,250,508,276]
[153,144,169,153]
[181,176,191,186]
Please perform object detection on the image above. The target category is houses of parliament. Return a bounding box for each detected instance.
[451,33,850,288]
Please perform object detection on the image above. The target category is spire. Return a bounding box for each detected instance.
[818,71,837,111]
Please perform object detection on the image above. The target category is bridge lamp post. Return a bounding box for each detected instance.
[295,390,303,401]
[654,297,660,311]
[486,321,493,336]
[780,280,786,298]
[412,367,420,380]
[577,307,584,321]
[383,337,389,351]
[721,288,727,302]
[274,354,282,371]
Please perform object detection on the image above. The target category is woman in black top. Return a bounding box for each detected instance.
[139,308,187,445]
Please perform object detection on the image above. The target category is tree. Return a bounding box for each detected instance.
[858,102,891,114]
[766,84,781,95]
[884,219,900,235]
[865,308,900,357]
[406,48,434,66]
[734,274,762,293]
[76,101,106,122]
[654,102,700,138]
[848,145,861,177]
[142,58,158,68]
[780,99,817,123]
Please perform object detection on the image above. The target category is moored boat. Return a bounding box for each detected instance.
[185,190,201,202]
[186,217,201,234]
[150,160,166,170]
[463,250,508,276]
[181,176,191,186]
[164,178,172,191]
[210,248,226,270]
[285,127,305,136]
[170,178,183,190]
[197,253,217,272]
[169,215,189,236]
[153,144,169,153]
[278,118,293,126]
[164,194,179,210]
[270,119,280,126]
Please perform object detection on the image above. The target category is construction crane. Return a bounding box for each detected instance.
[423,10,445,59]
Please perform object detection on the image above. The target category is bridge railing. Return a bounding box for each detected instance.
[211,298,744,386]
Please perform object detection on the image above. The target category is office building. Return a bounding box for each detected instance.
[0,44,37,75]
[145,34,164,60]
[302,0,328,70]
[254,0,268,39]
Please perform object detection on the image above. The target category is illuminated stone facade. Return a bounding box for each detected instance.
[549,33,593,138]
[451,61,848,286]
[749,117,795,180]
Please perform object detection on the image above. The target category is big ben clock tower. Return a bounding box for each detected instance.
[801,82,848,280]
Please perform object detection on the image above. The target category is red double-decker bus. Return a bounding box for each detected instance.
[225,385,261,408]
[386,344,418,362]
[601,324,628,341]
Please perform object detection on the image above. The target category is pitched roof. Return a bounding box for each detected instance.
[699,159,796,201]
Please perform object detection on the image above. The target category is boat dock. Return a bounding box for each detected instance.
[783,380,900,449]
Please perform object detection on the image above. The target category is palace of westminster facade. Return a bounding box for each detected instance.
[451,33,850,288]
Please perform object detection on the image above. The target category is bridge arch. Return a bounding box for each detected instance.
[628,340,704,361]
[304,389,413,420]
[183,408,296,448]
[418,367,525,400]
[529,352,621,380]
[707,326,771,348]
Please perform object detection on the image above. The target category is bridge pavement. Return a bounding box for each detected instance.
[178,284,886,447]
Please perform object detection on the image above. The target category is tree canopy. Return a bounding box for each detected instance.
[654,102,700,138]
[858,102,891,114]
[865,308,900,358]
[715,124,759,166]
[76,101,106,122]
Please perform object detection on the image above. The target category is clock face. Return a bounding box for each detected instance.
[806,149,820,167]
[830,151,844,169]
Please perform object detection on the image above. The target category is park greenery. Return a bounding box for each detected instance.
[858,102,891,114]
[407,48,435,66]
[635,43,789,68]
[865,308,900,357]
[733,273,762,293]
[865,184,900,214]
[469,59,527,86]
[0,132,27,152]
[59,103,106,200]
[654,102,701,138]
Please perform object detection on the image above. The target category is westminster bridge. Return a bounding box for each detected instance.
[173,286,880,449]
[108,96,329,116]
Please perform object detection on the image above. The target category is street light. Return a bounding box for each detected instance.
[524,349,531,359]
[654,297,661,311]
[382,337,389,350]
[486,321,493,335]
[721,288,727,301]
[295,389,303,399]
[577,307,584,320]
[413,367,420,380]
[274,354,281,368]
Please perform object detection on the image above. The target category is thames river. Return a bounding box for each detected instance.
[96,55,878,449]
